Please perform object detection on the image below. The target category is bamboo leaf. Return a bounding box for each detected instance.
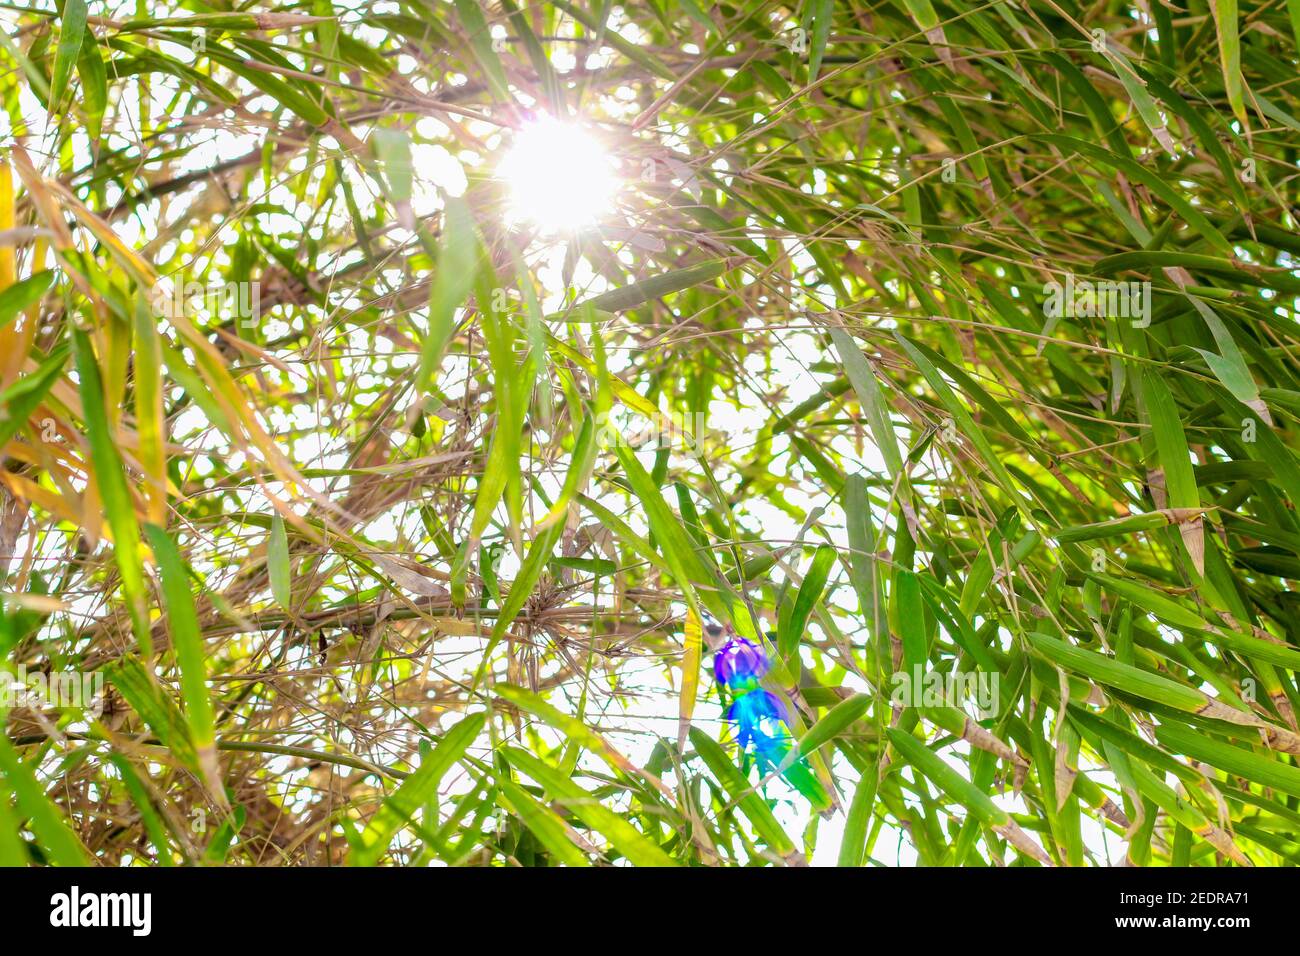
[144,523,220,799]
[72,328,151,652]
[1211,0,1246,124]
[49,0,88,107]
[778,543,835,667]
[351,712,486,866]
[495,775,590,866]
[689,727,796,858]
[678,608,703,752]
[453,0,511,102]
[416,197,479,395]
[0,732,89,865]
[0,272,53,333]
[504,746,678,867]
[268,512,291,611]
[562,260,727,317]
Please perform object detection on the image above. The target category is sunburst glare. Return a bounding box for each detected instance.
[498,116,620,233]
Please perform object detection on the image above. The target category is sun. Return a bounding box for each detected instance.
[498,116,620,233]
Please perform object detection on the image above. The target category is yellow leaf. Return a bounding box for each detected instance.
[0,160,18,391]
[133,297,166,524]
[0,160,14,284]
[0,471,79,525]
[678,608,703,752]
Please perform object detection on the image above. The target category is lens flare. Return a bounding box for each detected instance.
[711,637,831,809]
[498,116,620,232]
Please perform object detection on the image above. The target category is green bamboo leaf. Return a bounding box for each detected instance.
[76,35,107,142]
[119,13,333,31]
[1140,368,1199,512]
[678,0,716,33]
[1086,573,1204,630]
[107,656,197,766]
[1024,632,1206,711]
[578,493,670,575]
[1128,756,1251,864]
[895,569,927,673]
[837,758,878,867]
[200,805,246,864]
[688,727,796,858]
[562,260,727,316]
[453,0,511,102]
[106,753,176,865]
[808,0,834,81]
[1155,722,1300,798]
[371,127,413,206]
[416,197,479,395]
[0,272,53,333]
[613,439,743,634]
[268,512,291,611]
[536,409,596,530]
[478,524,563,660]
[1101,48,1176,154]
[1040,134,1235,257]
[500,0,564,114]
[778,543,835,666]
[885,727,1007,827]
[0,345,66,451]
[72,328,151,652]
[902,0,943,43]
[144,523,221,799]
[505,746,678,866]
[0,730,89,865]
[799,693,870,756]
[1067,705,1200,785]
[548,0,675,80]
[160,344,233,435]
[0,780,30,865]
[203,44,330,126]
[496,682,668,797]
[1211,0,1246,123]
[49,0,88,107]
[1054,510,1201,544]
[843,474,887,647]
[830,328,901,477]
[894,333,1021,500]
[352,712,486,866]
[495,775,590,866]
[1184,295,1261,411]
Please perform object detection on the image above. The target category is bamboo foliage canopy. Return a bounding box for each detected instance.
[1,0,1300,867]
